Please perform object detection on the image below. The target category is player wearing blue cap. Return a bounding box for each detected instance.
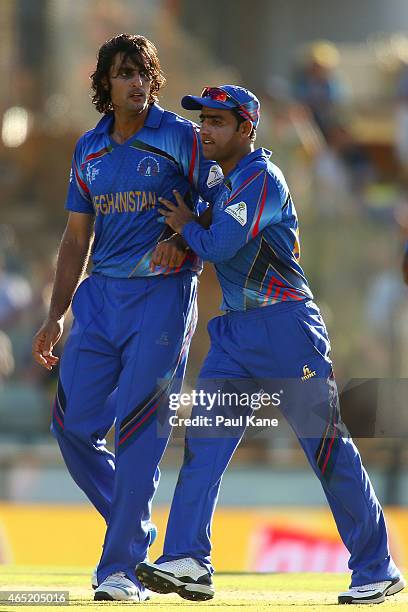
[136,85,405,605]
[32,36,223,602]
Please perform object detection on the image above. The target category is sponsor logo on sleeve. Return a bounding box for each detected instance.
[225,201,247,226]
[207,164,223,188]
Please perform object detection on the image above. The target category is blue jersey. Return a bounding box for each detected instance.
[65,103,223,277]
[182,148,313,311]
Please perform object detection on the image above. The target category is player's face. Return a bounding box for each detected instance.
[199,107,245,163]
[108,53,151,114]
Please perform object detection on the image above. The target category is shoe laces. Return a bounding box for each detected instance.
[106,571,128,581]
[158,557,207,579]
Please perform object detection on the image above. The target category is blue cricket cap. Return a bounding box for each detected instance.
[181,85,260,129]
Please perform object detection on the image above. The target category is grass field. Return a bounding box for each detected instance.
[0,567,407,610]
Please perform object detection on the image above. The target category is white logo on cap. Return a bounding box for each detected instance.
[225,201,247,226]
[207,164,223,188]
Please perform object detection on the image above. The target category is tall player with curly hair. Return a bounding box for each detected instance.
[32,34,223,602]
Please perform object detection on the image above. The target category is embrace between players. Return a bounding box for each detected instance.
[32,34,405,605]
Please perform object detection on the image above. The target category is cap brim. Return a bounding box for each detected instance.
[181,95,233,111]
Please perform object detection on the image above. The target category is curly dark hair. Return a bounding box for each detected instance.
[90,34,166,114]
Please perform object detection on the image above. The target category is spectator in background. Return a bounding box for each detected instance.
[293,40,349,139]
[325,117,375,209]
[0,253,32,330]
[395,52,408,188]
[291,40,377,217]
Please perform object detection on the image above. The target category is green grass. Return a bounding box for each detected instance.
[0,566,407,610]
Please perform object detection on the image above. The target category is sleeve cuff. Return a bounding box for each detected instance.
[181,220,202,242]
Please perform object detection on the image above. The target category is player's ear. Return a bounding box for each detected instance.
[102,76,109,91]
[239,119,253,140]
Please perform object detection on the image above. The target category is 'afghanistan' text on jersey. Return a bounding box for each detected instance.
[65,103,223,277]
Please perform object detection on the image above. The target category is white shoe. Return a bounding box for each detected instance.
[92,522,158,589]
[338,576,406,604]
[91,566,98,590]
[136,558,214,601]
[94,571,149,601]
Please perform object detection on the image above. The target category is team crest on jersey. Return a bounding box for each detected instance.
[137,156,160,177]
[86,160,101,184]
[207,164,223,188]
[225,201,247,226]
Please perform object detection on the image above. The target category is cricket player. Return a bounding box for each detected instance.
[32,35,222,602]
[136,85,406,605]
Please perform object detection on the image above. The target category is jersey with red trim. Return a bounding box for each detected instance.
[181,148,313,311]
[65,103,223,277]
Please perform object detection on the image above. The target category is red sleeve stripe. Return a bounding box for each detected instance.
[81,147,110,167]
[74,161,90,194]
[188,127,198,185]
[251,173,268,238]
[225,170,263,205]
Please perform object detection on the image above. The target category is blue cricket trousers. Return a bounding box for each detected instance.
[51,271,197,587]
[159,299,399,587]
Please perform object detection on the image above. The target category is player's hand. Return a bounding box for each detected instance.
[150,236,188,272]
[158,190,195,234]
[32,317,64,370]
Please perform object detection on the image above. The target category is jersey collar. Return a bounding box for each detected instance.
[94,103,165,134]
[236,147,271,170]
[144,103,165,128]
[225,148,272,181]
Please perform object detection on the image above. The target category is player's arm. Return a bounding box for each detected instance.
[150,206,213,271]
[33,138,95,370]
[32,212,94,370]
[159,171,281,263]
[48,212,94,321]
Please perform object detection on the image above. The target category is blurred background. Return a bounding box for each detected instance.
[1,0,408,573]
